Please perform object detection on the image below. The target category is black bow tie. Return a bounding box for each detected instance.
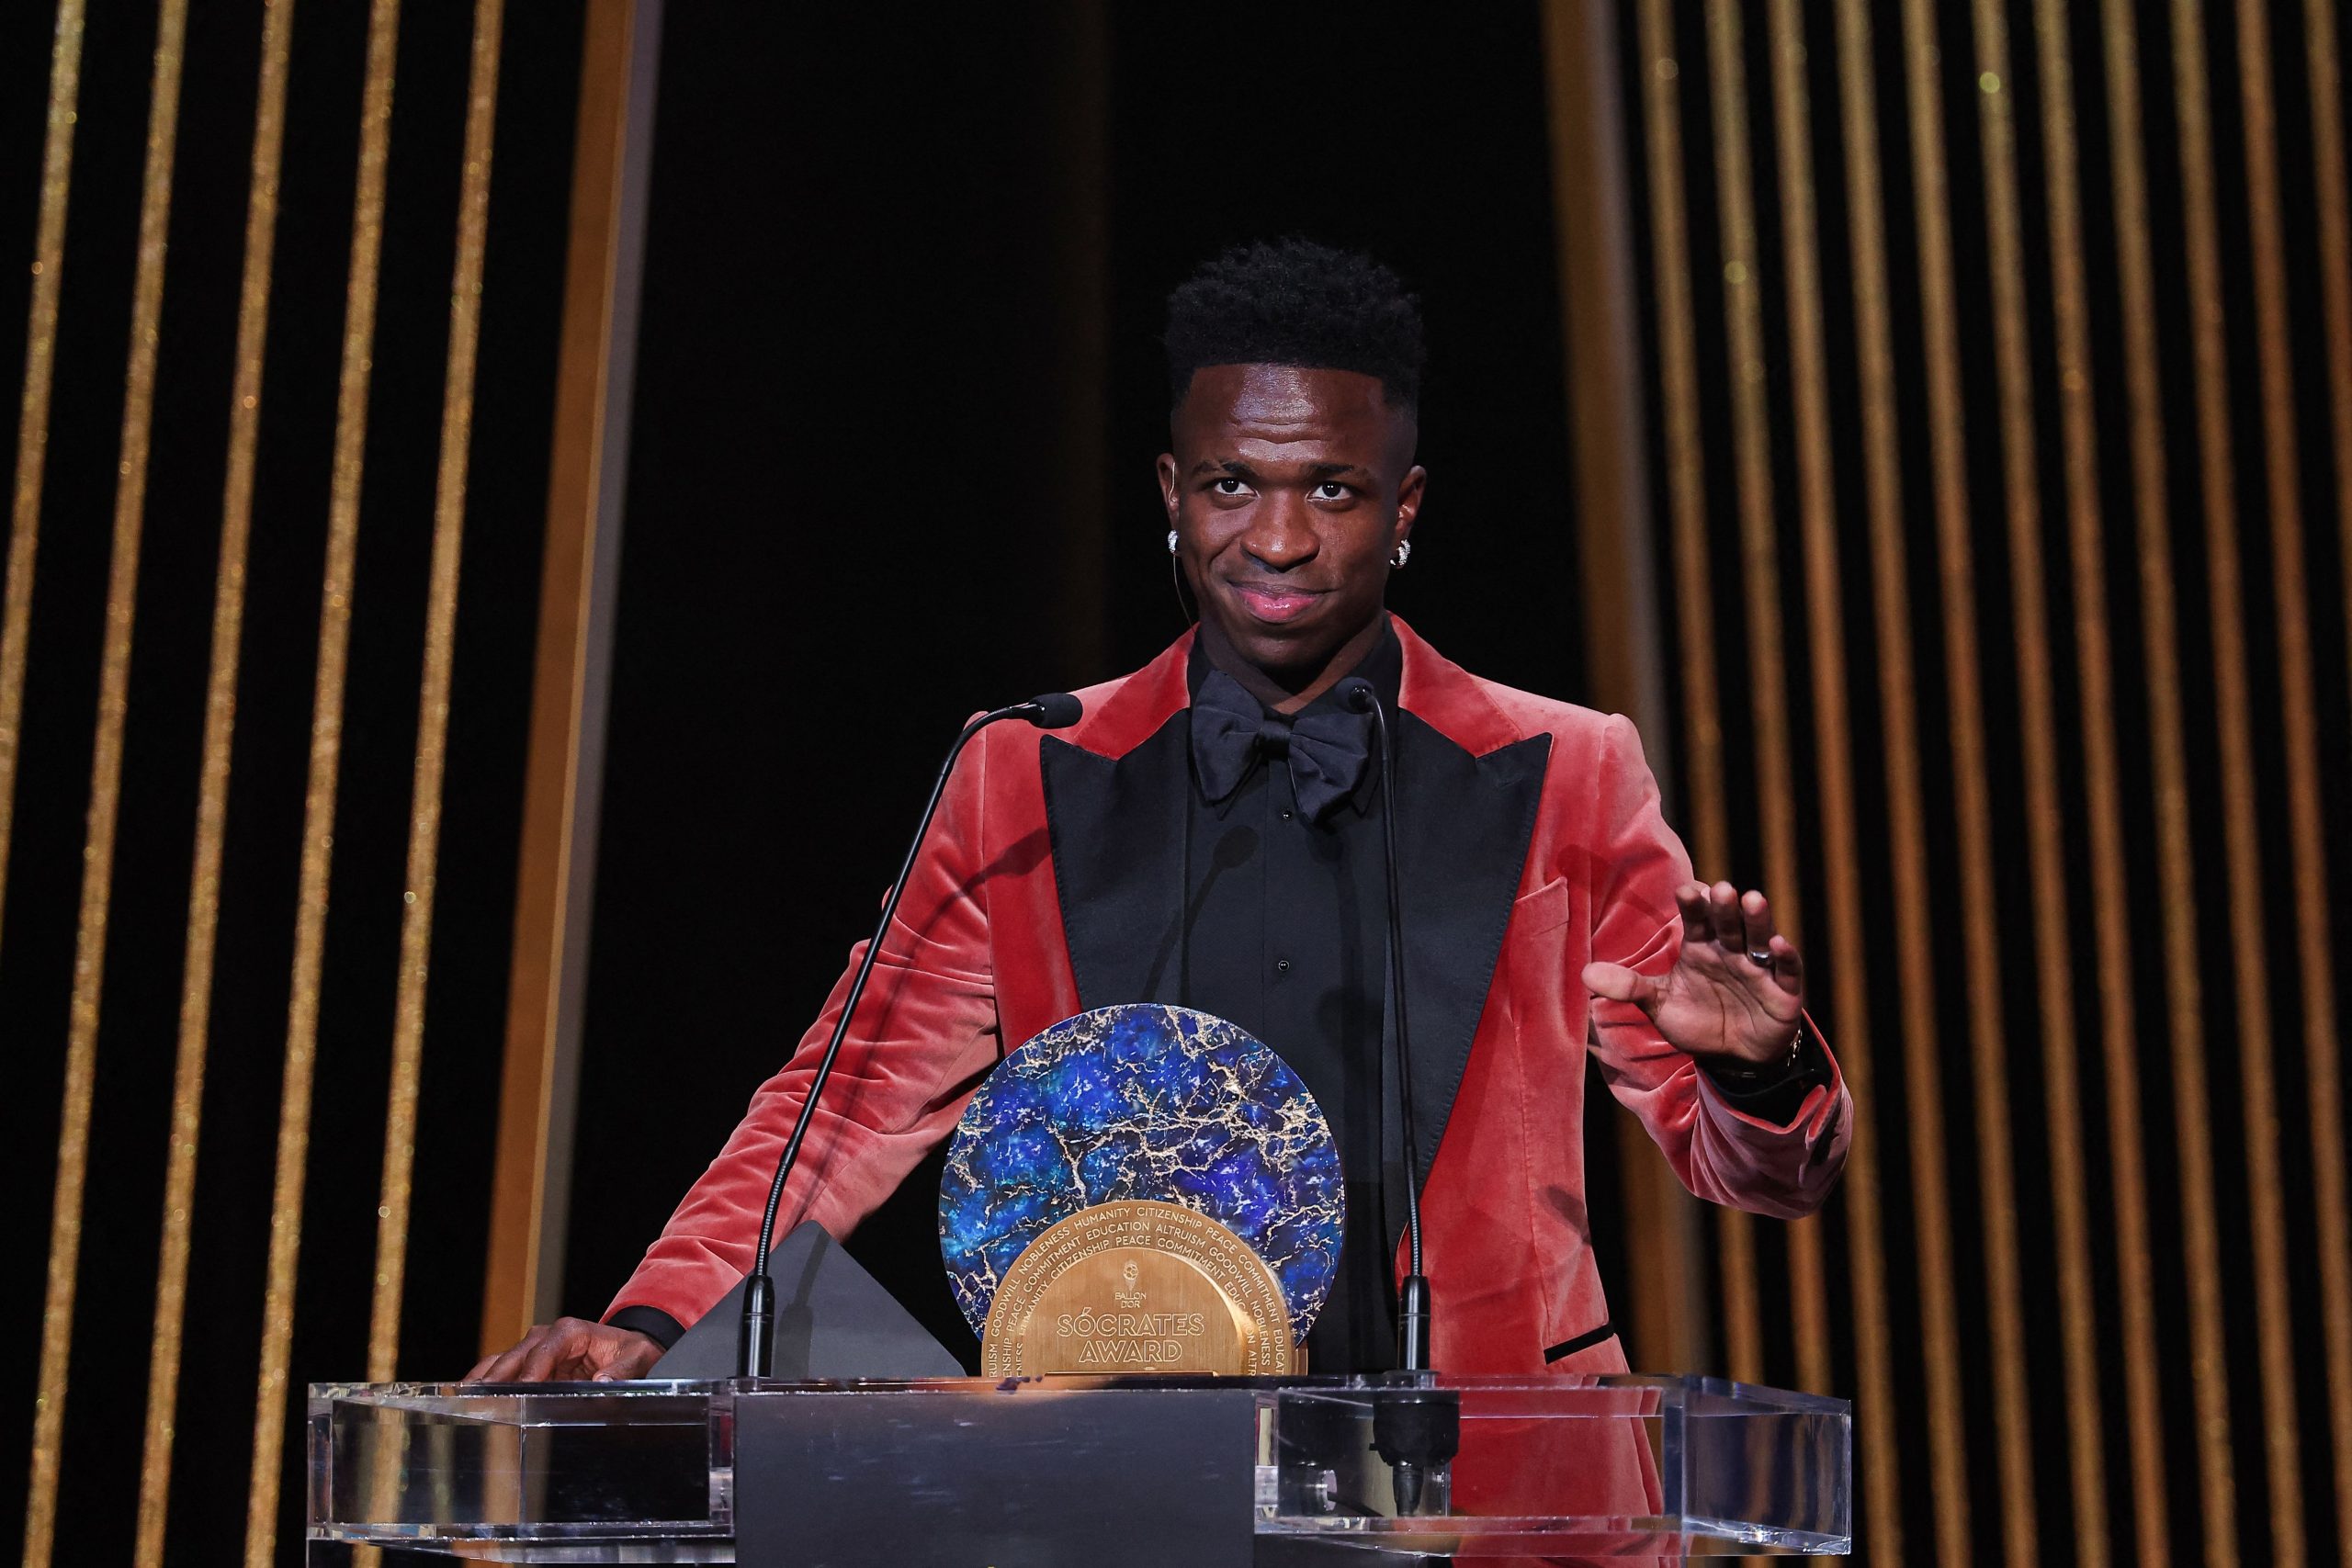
[1189,668,1375,822]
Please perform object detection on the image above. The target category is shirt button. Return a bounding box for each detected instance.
[1275,958,1292,974]
[1281,808,1295,821]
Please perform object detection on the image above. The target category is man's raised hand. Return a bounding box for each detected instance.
[465,1317,663,1383]
[1581,880,1804,1065]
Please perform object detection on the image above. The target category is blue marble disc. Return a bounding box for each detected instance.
[939,1004,1343,1344]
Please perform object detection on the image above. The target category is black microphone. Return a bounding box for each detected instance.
[737,692,1083,1378]
[1340,675,1458,1516]
[1023,691,1082,728]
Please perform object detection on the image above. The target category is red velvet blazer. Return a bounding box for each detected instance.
[608,618,1850,1374]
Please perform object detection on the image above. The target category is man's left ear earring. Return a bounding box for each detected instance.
[1391,538,1413,570]
[1167,529,1180,555]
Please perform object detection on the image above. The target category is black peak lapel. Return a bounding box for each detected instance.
[1043,700,1550,1204]
[1039,716,1191,1012]
[1393,716,1551,1192]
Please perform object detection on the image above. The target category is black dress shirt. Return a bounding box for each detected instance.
[1159,627,1407,1372]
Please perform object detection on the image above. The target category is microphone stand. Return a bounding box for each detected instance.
[1341,677,1459,1515]
[737,694,1080,1378]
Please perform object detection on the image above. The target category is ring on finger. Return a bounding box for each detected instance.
[1746,948,1773,966]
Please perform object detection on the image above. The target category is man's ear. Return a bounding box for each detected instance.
[1156,452,1181,521]
[1395,463,1429,545]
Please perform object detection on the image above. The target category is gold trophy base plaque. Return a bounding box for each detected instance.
[978,1199,1295,1377]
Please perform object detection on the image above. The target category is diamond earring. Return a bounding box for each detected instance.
[1391,538,1413,569]
[1168,529,1180,554]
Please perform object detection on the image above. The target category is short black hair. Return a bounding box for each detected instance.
[1164,238,1425,413]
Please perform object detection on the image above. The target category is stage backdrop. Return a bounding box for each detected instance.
[1606,3,2352,1566]
[0,1,586,1564]
[6,5,2352,1568]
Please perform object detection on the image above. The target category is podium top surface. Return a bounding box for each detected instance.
[311,1369,1850,1407]
[309,1372,1851,1561]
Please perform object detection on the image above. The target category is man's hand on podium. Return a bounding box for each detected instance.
[1582,880,1805,1065]
[465,1317,663,1382]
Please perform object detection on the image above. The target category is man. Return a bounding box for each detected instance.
[471,239,1849,1383]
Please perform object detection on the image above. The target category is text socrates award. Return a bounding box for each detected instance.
[939,1005,1343,1375]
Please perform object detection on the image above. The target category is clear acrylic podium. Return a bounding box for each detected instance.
[309,1373,1848,1562]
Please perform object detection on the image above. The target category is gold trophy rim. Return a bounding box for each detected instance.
[978,1198,1297,1377]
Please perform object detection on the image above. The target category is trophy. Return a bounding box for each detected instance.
[939,1005,1342,1375]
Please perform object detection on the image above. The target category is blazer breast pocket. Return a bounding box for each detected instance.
[1510,874,1575,942]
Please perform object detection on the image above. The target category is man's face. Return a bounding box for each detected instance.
[1159,364,1426,684]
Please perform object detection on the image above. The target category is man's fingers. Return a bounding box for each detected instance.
[470,1318,653,1384]
[1740,889,1776,958]
[1582,961,1653,1005]
[594,1335,661,1382]
[516,1321,585,1383]
[1708,881,1746,949]
[472,1343,527,1384]
[1767,934,1804,997]
[1676,883,1712,944]
[515,1337,563,1383]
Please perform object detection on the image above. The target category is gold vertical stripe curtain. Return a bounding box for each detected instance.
[1600,1,2352,1563]
[133,0,295,1557]
[3,2,513,1563]
[25,5,188,1562]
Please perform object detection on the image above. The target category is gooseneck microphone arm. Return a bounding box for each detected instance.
[1343,674,1458,1517]
[1340,676,1429,1370]
[737,692,1083,1379]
